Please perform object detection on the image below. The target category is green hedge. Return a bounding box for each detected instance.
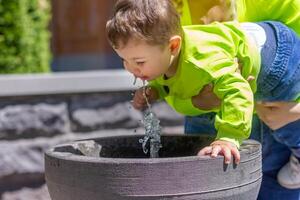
[0,0,51,73]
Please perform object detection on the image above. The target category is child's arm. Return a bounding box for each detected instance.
[195,71,254,164]
[213,72,254,146]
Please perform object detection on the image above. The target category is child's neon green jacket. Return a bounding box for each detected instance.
[181,0,300,37]
[149,22,260,148]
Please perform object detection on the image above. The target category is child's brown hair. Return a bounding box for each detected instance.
[106,0,182,49]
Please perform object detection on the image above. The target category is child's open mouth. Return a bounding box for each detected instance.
[139,76,149,81]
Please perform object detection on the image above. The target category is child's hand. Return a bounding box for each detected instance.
[198,140,240,165]
[132,87,159,110]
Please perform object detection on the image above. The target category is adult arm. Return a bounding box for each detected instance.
[256,101,300,130]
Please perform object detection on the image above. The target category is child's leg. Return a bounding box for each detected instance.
[271,120,300,151]
[184,112,217,136]
[273,120,300,189]
[257,21,300,190]
[250,115,300,199]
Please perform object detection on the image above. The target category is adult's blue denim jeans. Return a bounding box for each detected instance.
[184,21,300,200]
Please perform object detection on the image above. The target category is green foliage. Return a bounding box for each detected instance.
[0,0,51,73]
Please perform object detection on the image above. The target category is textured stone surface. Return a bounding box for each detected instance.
[0,94,183,136]
[69,92,132,111]
[72,102,141,130]
[0,103,70,140]
[72,101,184,131]
[152,102,184,125]
[1,185,50,200]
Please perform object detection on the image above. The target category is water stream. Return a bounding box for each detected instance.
[134,77,162,158]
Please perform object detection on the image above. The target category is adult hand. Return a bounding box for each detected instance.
[192,84,221,110]
[256,101,300,130]
[198,139,240,165]
[191,75,254,111]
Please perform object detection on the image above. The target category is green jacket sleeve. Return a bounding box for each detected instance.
[213,71,254,148]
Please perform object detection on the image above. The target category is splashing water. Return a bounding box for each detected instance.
[139,108,162,158]
[75,140,102,157]
[133,77,162,158]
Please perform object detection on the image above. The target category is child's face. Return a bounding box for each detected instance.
[115,39,173,81]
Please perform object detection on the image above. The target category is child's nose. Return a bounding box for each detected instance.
[132,67,141,76]
[124,62,142,76]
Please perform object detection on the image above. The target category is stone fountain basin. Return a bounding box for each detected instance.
[45,134,262,200]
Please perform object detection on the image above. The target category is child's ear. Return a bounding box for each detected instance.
[169,36,182,55]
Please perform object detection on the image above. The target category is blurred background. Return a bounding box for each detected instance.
[0,0,236,199]
[0,1,185,199]
[0,0,123,74]
[50,0,123,71]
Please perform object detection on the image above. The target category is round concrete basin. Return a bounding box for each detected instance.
[45,134,261,200]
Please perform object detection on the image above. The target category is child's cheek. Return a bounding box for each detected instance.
[123,63,132,73]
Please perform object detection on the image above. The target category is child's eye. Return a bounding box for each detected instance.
[136,61,145,66]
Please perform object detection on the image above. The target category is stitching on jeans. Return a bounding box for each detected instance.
[261,23,291,92]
